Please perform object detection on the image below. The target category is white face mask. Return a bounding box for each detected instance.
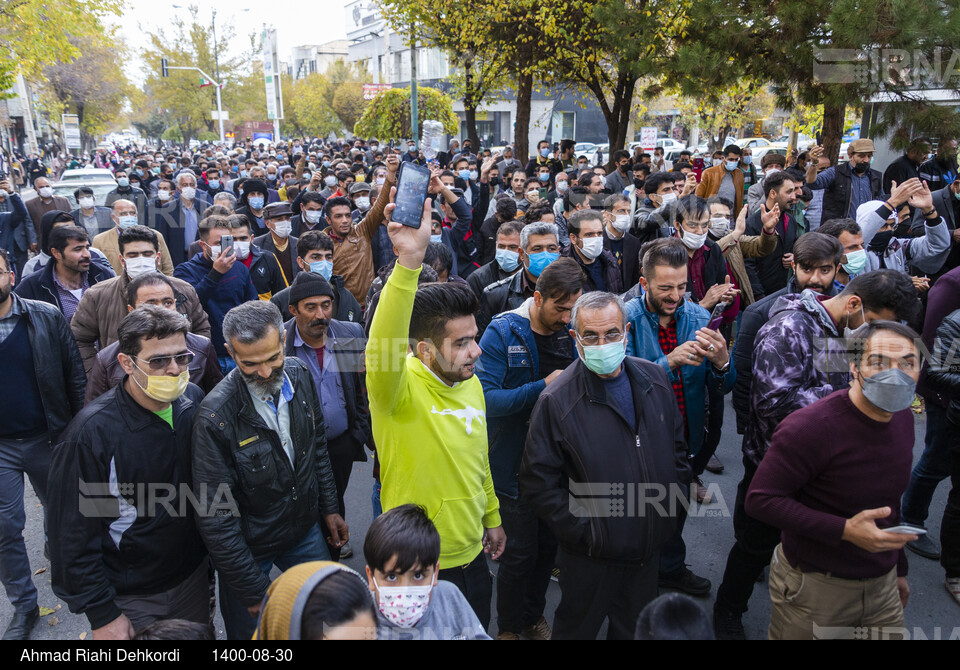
[376,176,386,186]
[79,196,95,209]
[209,245,221,260]
[355,197,371,211]
[764,167,780,178]
[38,186,53,198]
[709,216,730,236]
[680,229,707,250]
[659,192,677,207]
[579,236,604,260]
[556,181,569,193]
[272,220,292,238]
[612,214,631,233]
[234,241,251,260]
[157,190,172,201]
[124,256,157,279]
[324,176,337,188]
[304,210,323,224]
[526,189,539,201]
[181,186,197,200]
[374,575,435,629]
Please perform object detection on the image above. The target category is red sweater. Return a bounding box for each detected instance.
[745,389,913,579]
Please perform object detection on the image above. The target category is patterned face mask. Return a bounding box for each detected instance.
[373,574,435,628]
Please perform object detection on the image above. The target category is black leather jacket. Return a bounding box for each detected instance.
[12,295,86,442]
[925,308,960,428]
[520,357,691,563]
[191,357,340,605]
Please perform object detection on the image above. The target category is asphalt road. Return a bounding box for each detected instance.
[3,397,956,641]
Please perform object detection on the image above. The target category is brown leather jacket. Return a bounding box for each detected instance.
[695,165,745,216]
[323,172,395,303]
[70,273,212,373]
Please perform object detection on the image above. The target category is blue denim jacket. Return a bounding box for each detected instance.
[624,294,736,457]
[476,298,577,498]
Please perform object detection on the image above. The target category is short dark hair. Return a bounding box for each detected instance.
[563,185,590,212]
[134,619,215,641]
[0,248,11,273]
[226,214,251,234]
[577,172,599,188]
[204,204,232,218]
[634,593,713,641]
[641,237,688,279]
[536,257,584,302]
[524,201,553,223]
[818,218,862,239]
[793,232,844,269]
[566,208,602,236]
[711,196,734,212]
[301,570,377,641]
[74,186,94,200]
[643,171,673,196]
[673,161,693,173]
[723,144,743,156]
[49,225,89,257]
[850,320,921,368]
[301,191,324,207]
[424,241,453,277]
[126,272,175,308]
[410,281,478,343]
[496,220,525,238]
[559,138,575,153]
[336,169,353,184]
[298,230,335,258]
[675,195,709,227]
[494,196,518,221]
[118,225,159,255]
[363,504,441,574]
[324,196,353,218]
[198,215,231,240]
[613,149,630,163]
[763,171,795,197]
[842,269,921,323]
[117,304,190,359]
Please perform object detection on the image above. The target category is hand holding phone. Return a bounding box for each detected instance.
[392,162,432,228]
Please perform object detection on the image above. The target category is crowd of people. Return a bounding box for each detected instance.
[0,132,958,641]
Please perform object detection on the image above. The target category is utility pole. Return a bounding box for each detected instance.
[212,9,224,143]
[410,28,418,147]
[162,58,224,143]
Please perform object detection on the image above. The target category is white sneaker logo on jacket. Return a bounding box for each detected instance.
[431,405,485,435]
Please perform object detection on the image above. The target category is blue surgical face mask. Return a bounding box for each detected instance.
[540,147,550,158]
[742,155,753,165]
[725,160,739,171]
[458,169,471,181]
[117,215,138,229]
[248,196,264,210]
[495,248,520,272]
[117,177,130,188]
[842,248,867,276]
[309,260,333,281]
[208,179,220,189]
[322,161,331,168]
[577,337,627,376]
[538,173,550,182]
[430,234,443,244]
[526,250,559,277]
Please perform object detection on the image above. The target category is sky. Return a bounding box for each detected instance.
[109,0,348,86]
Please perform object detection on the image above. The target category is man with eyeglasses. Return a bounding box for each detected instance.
[624,237,735,598]
[520,290,691,639]
[84,272,222,403]
[48,305,210,640]
[0,247,85,640]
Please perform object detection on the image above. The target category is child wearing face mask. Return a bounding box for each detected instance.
[364,505,490,640]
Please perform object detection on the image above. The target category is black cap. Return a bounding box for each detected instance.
[289,271,335,305]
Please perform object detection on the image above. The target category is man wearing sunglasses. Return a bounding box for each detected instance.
[48,305,210,640]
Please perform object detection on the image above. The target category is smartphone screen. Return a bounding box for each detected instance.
[393,162,431,228]
[220,235,234,258]
[706,302,728,330]
[539,187,548,199]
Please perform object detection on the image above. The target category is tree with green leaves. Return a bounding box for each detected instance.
[354,86,458,141]
[0,0,121,94]
[663,0,960,163]
[283,73,342,138]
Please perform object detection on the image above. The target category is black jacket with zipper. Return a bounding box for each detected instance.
[191,357,340,606]
[519,357,691,563]
[48,380,207,628]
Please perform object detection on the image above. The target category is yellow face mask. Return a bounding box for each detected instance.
[354,175,365,183]
[133,363,189,403]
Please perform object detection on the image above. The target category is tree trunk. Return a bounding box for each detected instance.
[514,69,532,164]
[822,102,845,166]
[463,61,481,151]
[604,72,637,172]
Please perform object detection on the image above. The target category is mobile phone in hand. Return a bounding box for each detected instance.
[220,235,234,258]
[707,302,728,330]
[393,162,431,228]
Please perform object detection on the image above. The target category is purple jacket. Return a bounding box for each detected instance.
[744,290,851,467]
[918,265,960,407]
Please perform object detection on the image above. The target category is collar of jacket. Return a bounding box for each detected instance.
[40,253,110,289]
[228,358,306,428]
[579,357,654,406]
[114,374,195,432]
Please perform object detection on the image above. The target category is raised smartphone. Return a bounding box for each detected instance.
[706,302,728,330]
[220,234,234,258]
[392,162,432,228]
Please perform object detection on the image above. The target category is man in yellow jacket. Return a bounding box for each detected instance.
[366,185,505,632]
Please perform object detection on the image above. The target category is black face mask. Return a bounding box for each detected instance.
[634,178,645,190]
[852,161,870,175]
[869,230,895,253]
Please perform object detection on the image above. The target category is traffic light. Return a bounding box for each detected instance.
[161,58,169,78]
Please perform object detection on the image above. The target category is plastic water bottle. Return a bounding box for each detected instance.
[421,120,444,162]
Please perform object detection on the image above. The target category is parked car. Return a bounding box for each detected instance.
[52,177,119,208]
[57,168,114,182]
[736,137,773,150]
[753,146,788,163]
[574,142,598,156]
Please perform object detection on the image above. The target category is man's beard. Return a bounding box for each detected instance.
[0,283,10,305]
[241,364,285,397]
